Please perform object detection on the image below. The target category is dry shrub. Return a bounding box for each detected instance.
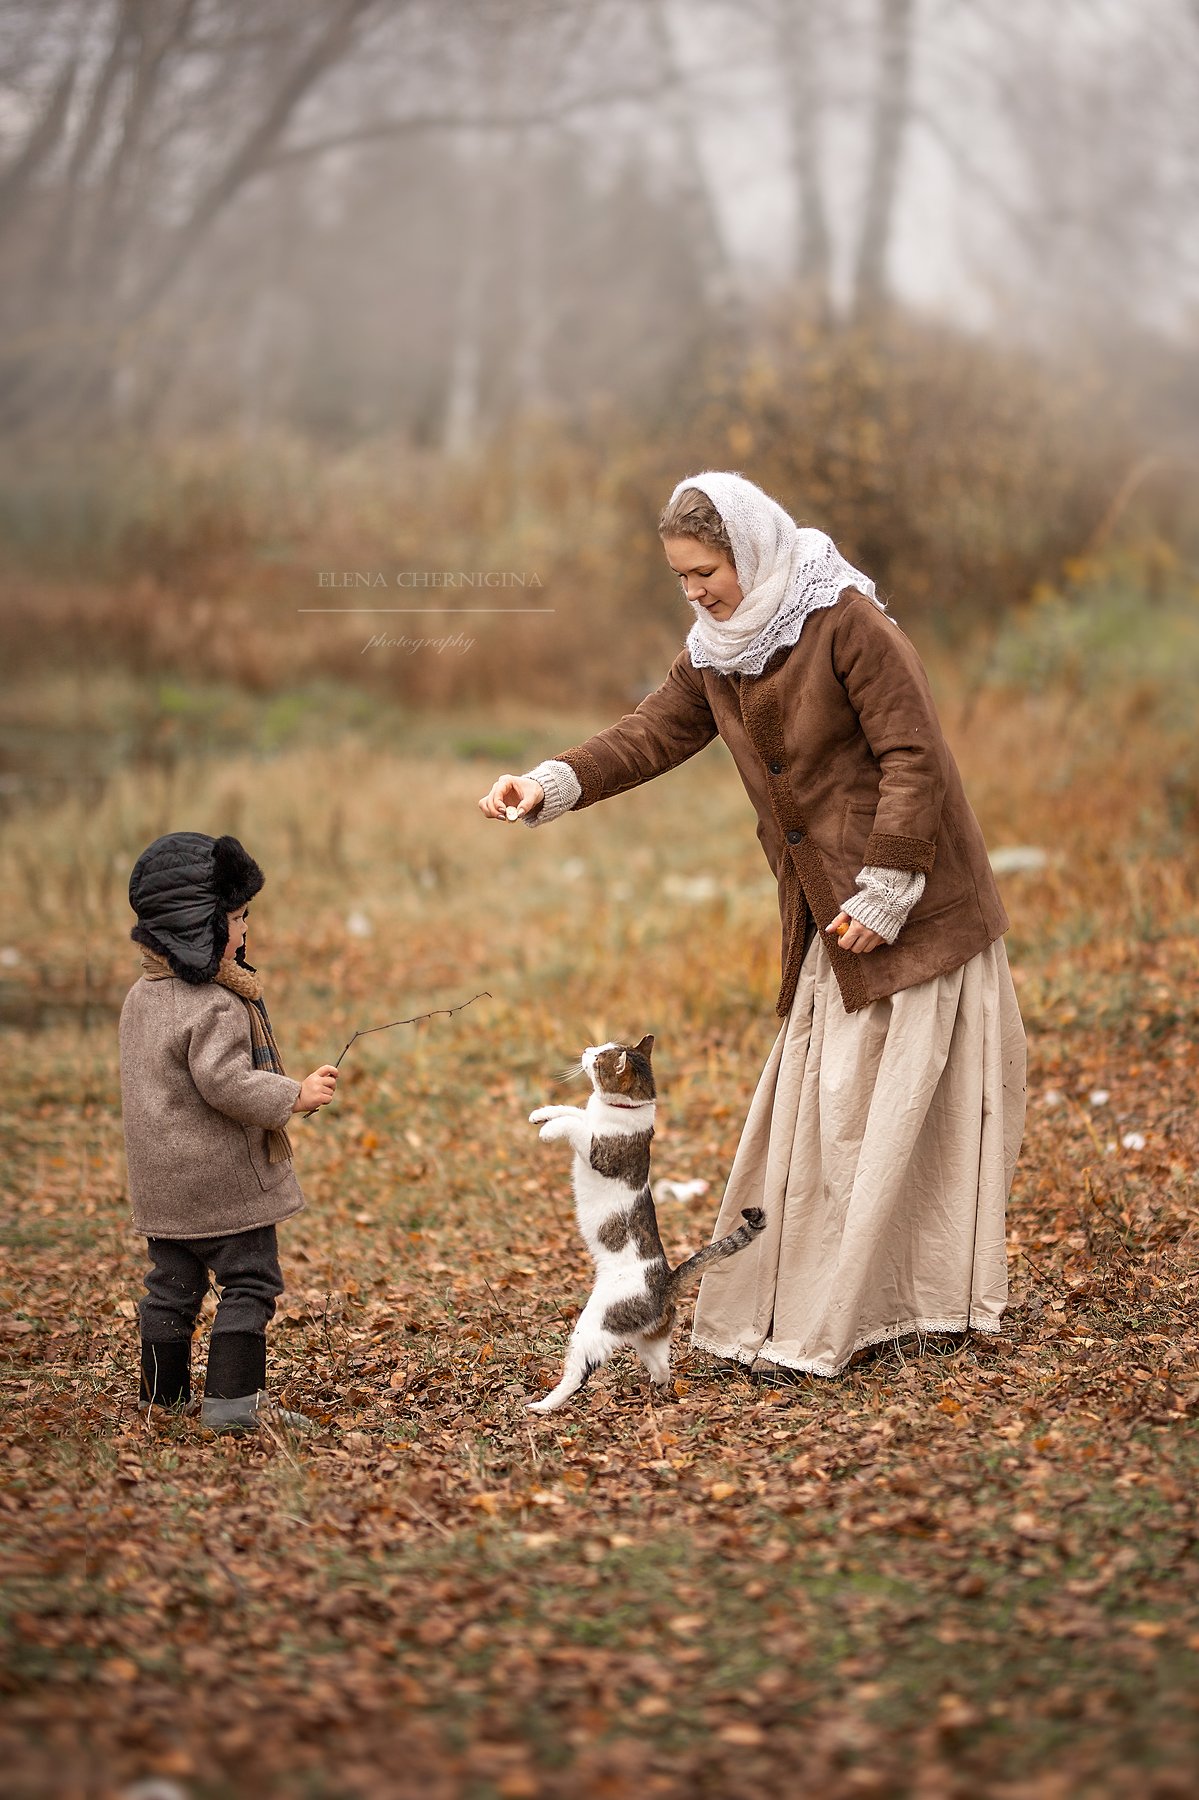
[659,309,1168,632]
[0,314,1189,708]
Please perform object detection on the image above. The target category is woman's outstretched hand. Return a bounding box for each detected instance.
[479,775,545,821]
[826,912,886,954]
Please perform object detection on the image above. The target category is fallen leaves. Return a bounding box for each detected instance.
[3,704,1199,1797]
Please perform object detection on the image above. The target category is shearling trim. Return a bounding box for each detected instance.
[864,831,937,874]
[772,862,809,1018]
[556,744,606,809]
[793,837,869,1013]
[738,661,787,777]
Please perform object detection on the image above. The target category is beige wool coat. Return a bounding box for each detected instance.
[552,589,1008,1016]
[119,978,304,1238]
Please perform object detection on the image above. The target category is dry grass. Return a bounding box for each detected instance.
[1,641,1198,1797]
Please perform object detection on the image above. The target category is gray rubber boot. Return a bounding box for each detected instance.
[200,1389,315,1436]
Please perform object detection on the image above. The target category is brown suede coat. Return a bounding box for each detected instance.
[119,978,304,1238]
[553,589,1008,1016]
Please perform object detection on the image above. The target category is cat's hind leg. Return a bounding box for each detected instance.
[634,1312,675,1391]
[528,1311,617,1414]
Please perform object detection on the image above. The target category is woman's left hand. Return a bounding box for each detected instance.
[826,912,886,954]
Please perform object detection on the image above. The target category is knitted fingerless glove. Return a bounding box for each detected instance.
[839,866,927,944]
[520,759,582,827]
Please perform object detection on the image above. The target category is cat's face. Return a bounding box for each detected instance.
[582,1036,656,1103]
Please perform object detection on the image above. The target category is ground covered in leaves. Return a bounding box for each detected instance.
[1,670,1197,1799]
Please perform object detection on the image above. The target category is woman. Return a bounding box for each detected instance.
[479,472,1026,1378]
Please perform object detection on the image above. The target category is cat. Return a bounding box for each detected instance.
[527,1034,765,1413]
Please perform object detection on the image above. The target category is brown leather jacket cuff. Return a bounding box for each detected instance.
[556,745,606,808]
[863,831,937,874]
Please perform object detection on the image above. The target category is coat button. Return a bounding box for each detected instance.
[768,761,783,775]
[786,829,803,844]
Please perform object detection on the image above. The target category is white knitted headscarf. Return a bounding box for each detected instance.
[669,471,883,677]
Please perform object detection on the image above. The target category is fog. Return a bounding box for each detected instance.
[1,0,1196,446]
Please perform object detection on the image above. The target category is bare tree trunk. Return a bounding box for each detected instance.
[777,0,832,322]
[0,53,78,234]
[851,0,915,324]
[133,0,378,321]
[443,4,567,450]
[0,0,381,436]
[83,0,200,289]
[36,0,137,286]
[645,0,737,314]
[441,145,490,457]
[512,129,551,418]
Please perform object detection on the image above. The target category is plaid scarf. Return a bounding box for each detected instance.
[139,949,295,1164]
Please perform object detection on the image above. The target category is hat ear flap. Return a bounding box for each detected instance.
[212,835,265,910]
[130,919,221,985]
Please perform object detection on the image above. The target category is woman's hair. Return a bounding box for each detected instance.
[658,486,733,558]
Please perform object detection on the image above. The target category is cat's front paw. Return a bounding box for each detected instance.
[528,1106,555,1125]
[538,1119,569,1143]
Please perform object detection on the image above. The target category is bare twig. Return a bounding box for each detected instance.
[1018,1246,1066,1291]
[482,1276,510,1325]
[404,1496,452,1539]
[644,1396,665,1461]
[303,989,490,1117]
[209,1542,248,1600]
[259,1414,304,1476]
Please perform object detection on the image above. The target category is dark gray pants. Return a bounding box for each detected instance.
[140,1225,284,1343]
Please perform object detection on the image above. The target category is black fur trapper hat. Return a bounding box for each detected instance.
[128,832,265,984]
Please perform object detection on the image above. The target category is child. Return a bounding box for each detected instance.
[119,831,339,1435]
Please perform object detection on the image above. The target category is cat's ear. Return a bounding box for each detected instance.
[634,1034,655,1058]
[615,1051,627,1073]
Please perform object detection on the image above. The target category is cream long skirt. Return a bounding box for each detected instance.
[690,930,1027,1378]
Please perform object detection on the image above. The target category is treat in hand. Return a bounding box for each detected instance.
[478,774,545,820]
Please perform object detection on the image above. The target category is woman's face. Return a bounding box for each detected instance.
[662,535,744,620]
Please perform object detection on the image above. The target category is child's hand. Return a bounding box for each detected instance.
[294,1065,339,1112]
[478,775,544,820]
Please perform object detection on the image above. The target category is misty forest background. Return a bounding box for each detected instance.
[2,3,1199,1799]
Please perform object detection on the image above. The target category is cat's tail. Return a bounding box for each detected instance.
[665,1207,766,1300]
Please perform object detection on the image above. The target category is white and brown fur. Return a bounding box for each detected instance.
[527,1036,765,1413]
